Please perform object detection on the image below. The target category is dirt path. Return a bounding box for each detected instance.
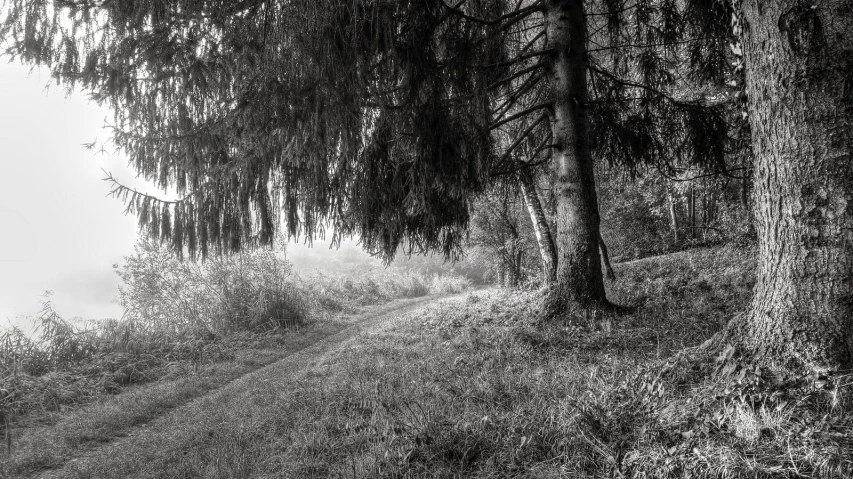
[33,294,454,479]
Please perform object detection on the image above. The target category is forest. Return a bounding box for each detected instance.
[0,0,851,477]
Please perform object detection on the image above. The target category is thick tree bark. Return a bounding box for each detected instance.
[518,165,558,284]
[732,0,853,370]
[543,0,608,314]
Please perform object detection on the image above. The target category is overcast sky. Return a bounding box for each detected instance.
[0,62,148,326]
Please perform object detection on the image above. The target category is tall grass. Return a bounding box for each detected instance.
[303,267,472,313]
[117,241,314,334]
[0,296,234,431]
[0,241,471,446]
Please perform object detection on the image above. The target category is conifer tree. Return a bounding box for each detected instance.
[0,0,732,314]
[723,0,853,371]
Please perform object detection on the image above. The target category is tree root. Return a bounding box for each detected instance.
[539,288,633,329]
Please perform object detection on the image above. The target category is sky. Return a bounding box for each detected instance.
[0,62,145,326]
[0,61,382,329]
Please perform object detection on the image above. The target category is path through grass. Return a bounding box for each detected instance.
[11,246,852,478]
[2,296,445,479]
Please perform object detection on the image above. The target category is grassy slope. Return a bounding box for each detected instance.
[11,246,852,478]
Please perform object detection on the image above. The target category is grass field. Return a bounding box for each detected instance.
[0,253,472,478]
[4,245,851,478]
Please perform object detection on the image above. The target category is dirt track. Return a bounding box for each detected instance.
[35,294,450,479]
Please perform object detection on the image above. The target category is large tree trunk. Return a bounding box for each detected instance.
[518,165,558,284]
[734,0,853,370]
[543,0,608,314]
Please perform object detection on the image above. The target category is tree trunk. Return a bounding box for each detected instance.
[687,181,696,239]
[668,191,680,244]
[518,165,558,284]
[543,0,608,314]
[733,0,853,370]
[598,234,615,281]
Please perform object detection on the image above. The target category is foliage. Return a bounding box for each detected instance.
[0,0,738,264]
[468,183,541,287]
[597,165,755,262]
[117,240,312,334]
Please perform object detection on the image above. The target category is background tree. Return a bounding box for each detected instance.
[517,162,558,284]
[468,185,538,287]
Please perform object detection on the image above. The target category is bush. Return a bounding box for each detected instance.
[117,241,314,335]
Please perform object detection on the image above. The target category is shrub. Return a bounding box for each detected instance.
[117,241,313,335]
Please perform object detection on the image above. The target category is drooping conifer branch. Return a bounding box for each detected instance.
[0,0,737,263]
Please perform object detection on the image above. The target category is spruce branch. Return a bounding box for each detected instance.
[587,63,686,106]
[103,170,187,207]
[438,0,544,26]
[487,62,546,91]
[496,113,547,166]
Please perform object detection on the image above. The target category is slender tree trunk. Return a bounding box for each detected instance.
[515,248,524,286]
[687,183,696,240]
[598,234,615,281]
[544,0,607,314]
[707,186,717,227]
[518,165,558,284]
[732,0,853,370]
[668,191,680,244]
[701,184,708,241]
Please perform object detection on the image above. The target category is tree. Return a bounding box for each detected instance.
[517,163,558,283]
[469,185,536,287]
[723,0,853,371]
[0,0,731,315]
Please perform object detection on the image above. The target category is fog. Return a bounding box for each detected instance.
[0,62,458,330]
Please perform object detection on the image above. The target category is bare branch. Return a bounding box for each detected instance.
[496,113,547,165]
[439,0,544,26]
[490,102,549,131]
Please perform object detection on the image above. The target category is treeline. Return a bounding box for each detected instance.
[471,160,755,285]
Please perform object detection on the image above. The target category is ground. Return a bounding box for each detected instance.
[3,246,851,478]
